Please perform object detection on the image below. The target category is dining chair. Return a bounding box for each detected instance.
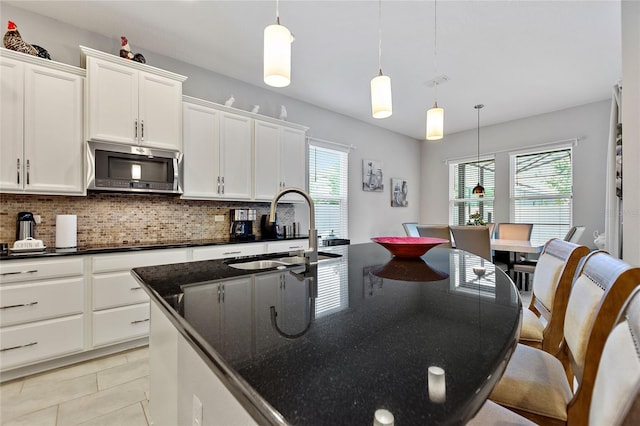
[488,251,640,425]
[416,225,452,248]
[517,238,589,355]
[494,223,534,275]
[563,225,586,243]
[449,225,492,261]
[402,222,419,237]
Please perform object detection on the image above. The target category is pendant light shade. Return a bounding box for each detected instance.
[371,0,392,119]
[426,101,444,140]
[264,21,292,87]
[473,104,485,197]
[371,71,392,119]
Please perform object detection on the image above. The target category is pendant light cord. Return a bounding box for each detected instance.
[477,106,480,165]
[433,0,438,99]
[378,0,383,74]
[276,0,280,24]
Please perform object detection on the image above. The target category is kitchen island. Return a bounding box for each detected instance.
[132,243,521,425]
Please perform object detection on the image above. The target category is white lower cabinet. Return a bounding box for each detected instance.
[192,242,265,261]
[0,315,83,369]
[265,239,309,254]
[93,303,150,346]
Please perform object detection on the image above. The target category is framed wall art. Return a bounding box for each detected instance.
[391,178,408,207]
[363,159,384,192]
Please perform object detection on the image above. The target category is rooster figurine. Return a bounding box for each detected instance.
[119,36,145,63]
[4,20,37,56]
[3,21,51,59]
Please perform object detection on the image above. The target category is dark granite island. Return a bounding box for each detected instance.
[132,243,521,425]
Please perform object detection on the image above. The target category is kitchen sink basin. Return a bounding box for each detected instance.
[227,252,342,270]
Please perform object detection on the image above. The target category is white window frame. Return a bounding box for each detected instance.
[509,144,574,241]
[448,155,496,226]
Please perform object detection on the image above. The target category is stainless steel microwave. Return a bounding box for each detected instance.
[87,141,183,194]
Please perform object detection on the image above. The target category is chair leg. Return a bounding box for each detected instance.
[524,273,529,291]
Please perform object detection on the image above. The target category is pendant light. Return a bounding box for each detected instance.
[426,0,444,140]
[472,104,485,197]
[371,0,392,119]
[264,0,292,88]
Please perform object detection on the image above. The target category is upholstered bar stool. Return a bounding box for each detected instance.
[488,251,640,425]
[416,225,452,248]
[519,239,589,354]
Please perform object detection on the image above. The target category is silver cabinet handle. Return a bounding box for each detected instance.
[217,176,221,194]
[1,301,38,310]
[134,120,138,140]
[16,158,20,184]
[141,120,144,141]
[130,318,149,325]
[26,159,30,184]
[1,341,37,352]
[221,176,224,194]
[1,269,38,276]
[221,284,225,302]
[217,285,221,303]
[223,251,241,255]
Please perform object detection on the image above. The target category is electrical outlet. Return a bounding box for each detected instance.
[192,394,203,426]
[33,215,42,224]
[214,215,225,222]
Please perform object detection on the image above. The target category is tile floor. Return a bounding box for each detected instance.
[1,346,150,426]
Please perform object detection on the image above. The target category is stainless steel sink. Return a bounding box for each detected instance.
[227,252,342,270]
[227,260,290,270]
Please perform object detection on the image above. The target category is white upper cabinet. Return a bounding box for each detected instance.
[82,46,186,151]
[254,120,307,201]
[182,98,252,200]
[0,49,84,195]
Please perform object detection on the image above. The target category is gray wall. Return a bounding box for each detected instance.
[1,3,422,244]
[420,100,611,249]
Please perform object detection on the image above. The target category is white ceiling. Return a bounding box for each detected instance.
[7,0,622,140]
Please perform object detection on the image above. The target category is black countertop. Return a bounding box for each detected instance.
[0,236,309,261]
[132,243,521,425]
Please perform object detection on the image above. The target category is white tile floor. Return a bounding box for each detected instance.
[1,347,150,426]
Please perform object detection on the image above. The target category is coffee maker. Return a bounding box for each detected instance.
[260,214,283,239]
[230,209,256,241]
[16,212,36,241]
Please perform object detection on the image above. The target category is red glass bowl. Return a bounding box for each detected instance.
[373,258,449,282]
[371,236,449,258]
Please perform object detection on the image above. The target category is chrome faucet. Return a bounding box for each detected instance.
[269,187,318,265]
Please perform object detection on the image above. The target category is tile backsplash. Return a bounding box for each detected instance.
[0,193,294,248]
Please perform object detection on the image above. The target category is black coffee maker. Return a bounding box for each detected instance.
[16,212,36,241]
[261,214,283,239]
[230,209,256,241]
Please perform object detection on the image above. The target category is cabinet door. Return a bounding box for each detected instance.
[87,57,138,144]
[182,102,221,199]
[219,113,252,199]
[138,72,182,150]
[281,127,306,191]
[253,120,281,200]
[23,64,84,194]
[0,56,24,191]
[221,278,253,362]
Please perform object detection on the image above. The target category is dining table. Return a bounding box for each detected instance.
[490,238,546,275]
[132,242,523,425]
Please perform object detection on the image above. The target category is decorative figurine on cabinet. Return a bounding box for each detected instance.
[4,20,50,59]
[120,36,145,63]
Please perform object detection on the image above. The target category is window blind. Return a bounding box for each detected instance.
[511,148,572,242]
[449,159,495,225]
[309,144,349,239]
[315,259,349,318]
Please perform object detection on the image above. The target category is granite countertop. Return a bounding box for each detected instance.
[132,243,521,425]
[0,236,309,261]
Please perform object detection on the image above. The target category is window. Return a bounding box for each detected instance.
[449,158,495,225]
[308,144,349,239]
[511,147,572,242]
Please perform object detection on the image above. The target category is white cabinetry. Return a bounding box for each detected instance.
[91,248,188,347]
[254,120,307,201]
[0,257,85,370]
[0,48,84,195]
[82,46,186,151]
[265,239,309,254]
[182,277,253,363]
[192,243,265,261]
[182,98,252,200]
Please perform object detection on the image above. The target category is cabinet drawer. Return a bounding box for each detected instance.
[265,240,309,254]
[93,303,150,346]
[92,249,188,273]
[192,243,265,261]
[0,277,84,327]
[93,272,149,310]
[0,315,83,370]
[0,257,84,284]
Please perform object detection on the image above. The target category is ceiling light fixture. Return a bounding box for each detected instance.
[370,0,392,119]
[426,0,444,140]
[264,0,292,88]
[472,104,485,197]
